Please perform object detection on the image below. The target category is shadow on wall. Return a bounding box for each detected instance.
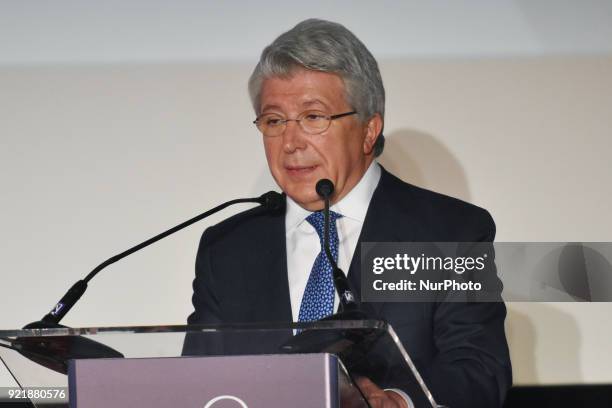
[506,307,538,383]
[380,129,584,385]
[507,304,582,384]
[378,128,472,203]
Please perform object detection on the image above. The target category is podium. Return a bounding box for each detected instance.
[0,320,443,407]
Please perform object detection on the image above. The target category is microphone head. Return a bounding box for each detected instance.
[258,191,284,211]
[316,179,335,199]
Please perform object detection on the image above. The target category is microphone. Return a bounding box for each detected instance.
[315,178,334,198]
[315,179,362,317]
[27,190,283,328]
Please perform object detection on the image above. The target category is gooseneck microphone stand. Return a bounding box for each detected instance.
[9,191,282,374]
[315,179,365,319]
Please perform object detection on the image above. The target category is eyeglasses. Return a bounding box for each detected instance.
[253,110,357,137]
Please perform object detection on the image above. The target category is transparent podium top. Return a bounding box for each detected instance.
[0,321,440,408]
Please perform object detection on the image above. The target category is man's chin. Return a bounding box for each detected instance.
[284,188,324,211]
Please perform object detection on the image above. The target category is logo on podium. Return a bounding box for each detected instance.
[203,395,248,408]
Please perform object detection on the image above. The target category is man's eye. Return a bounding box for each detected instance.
[303,113,325,121]
[266,117,283,126]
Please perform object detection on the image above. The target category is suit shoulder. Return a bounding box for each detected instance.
[381,169,495,240]
[200,200,284,247]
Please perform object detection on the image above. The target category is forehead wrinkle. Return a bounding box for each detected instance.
[302,99,331,109]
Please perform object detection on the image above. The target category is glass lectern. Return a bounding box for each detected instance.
[0,320,442,408]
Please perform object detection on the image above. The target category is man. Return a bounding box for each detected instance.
[185,19,511,407]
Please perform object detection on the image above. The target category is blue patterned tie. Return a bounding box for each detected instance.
[298,211,342,322]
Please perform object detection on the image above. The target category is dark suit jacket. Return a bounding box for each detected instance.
[185,167,512,407]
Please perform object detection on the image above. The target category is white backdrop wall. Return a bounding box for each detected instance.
[1,0,612,388]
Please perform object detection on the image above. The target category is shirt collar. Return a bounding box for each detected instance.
[285,161,382,231]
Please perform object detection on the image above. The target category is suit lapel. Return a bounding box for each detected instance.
[248,200,293,323]
[347,167,419,318]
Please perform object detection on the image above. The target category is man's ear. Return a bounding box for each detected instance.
[363,113,383,155]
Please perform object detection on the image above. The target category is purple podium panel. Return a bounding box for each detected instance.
[68,353,342,408]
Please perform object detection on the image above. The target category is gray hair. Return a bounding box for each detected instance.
[248,19,386,157]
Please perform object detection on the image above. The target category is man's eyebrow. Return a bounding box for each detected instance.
[302,99,330,108]
[260,104,282,113]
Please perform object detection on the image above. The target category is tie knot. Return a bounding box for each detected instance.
[306,211,342,240]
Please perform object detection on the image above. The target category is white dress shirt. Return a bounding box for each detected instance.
[285,161,381,322]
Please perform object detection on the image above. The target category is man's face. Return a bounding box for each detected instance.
[259,69,380,211]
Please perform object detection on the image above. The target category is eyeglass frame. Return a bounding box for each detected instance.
[253,110,358,136]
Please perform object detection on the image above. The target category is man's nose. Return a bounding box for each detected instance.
[282,120,308,153]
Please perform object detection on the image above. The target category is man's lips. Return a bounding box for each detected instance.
[284,165,318,175]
